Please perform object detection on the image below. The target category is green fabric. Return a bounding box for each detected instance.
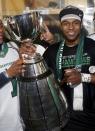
[56,40,65,81]
[0,43,8,58]
[11,78,17,97]
[75,34,84,67]
[47,77,62,111]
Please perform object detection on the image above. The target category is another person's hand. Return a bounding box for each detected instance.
[6,58,25,78]
[19,40,36,57]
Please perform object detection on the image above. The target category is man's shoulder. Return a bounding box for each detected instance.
[45,42,59,54]
[85,37,95,45]
[87,33,95,41]
[84,37,95,52]
[46,42,60,51]
[43,42,60,58]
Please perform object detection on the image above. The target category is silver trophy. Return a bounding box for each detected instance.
[3,12,43,43]
[3,12,69,131]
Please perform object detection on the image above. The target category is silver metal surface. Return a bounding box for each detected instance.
[18,53,69,131]
[21,53,48,78]
[3,12,42,43]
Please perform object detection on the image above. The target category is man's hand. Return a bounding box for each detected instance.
[19,40,36,57]
[61,68,81,86]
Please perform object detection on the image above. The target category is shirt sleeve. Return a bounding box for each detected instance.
[0,72,10,88]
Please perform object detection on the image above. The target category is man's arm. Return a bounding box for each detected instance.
[61,68,95,86]
[0,58,24,88]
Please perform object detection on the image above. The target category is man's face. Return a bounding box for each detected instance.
[0,20,4,44]
[61,18,81,43]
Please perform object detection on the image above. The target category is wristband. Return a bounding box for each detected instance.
[81,73,91,83]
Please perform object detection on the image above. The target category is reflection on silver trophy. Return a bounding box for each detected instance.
[3,12,69,131]
[3,12,42,43]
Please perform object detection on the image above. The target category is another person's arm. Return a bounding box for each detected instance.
[0,41,36,88]
[0,72,10,87]
[0,58,24,88]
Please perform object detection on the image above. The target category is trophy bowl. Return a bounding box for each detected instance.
[3,12,43,43]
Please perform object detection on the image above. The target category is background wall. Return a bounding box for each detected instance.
[0,0,88,16]
[0,0,94,34]
[0,0,25,16]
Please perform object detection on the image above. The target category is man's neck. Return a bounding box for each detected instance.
[65,38,79,47]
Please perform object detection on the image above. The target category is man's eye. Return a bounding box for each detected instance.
[74,22,79,24]
[62,22,69,26]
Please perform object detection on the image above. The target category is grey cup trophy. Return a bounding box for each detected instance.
[3,12,42,42]
[3,12,69,131]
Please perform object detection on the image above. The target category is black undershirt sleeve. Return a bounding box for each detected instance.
[0,72,10,88]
